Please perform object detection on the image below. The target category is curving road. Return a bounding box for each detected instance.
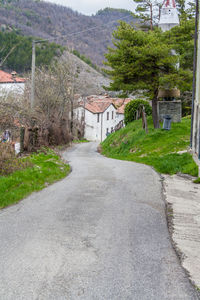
[0,142,199,299]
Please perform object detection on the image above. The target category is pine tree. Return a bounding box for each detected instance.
[104,22,192,128]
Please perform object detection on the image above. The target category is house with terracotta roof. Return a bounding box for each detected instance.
[0,70,26,96]
[75,95,131,141]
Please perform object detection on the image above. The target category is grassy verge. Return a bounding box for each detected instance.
[0,149,70,209]
[194,177,200,184]
[73,139,89,143]
[101,117,198,176]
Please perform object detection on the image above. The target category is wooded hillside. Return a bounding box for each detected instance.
[0,0,138,66]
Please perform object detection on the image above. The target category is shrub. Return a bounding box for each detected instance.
[0,143,31,175]
[124,99,152,125]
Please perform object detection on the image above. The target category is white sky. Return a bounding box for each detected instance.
[43,0,135,15]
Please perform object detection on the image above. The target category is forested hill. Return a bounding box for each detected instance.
[0,0,138,66]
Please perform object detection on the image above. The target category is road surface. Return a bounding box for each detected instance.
[0,142,199,299]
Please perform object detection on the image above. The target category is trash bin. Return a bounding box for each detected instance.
[163,115,172,130]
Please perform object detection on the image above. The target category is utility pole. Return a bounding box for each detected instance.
[190,0,199,148]
[30,39,47,109]
[31,40,36,109]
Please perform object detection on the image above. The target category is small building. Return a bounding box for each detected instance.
[158,0,179,32]
[0,70,26,96]
[192,10,200,159]
[75,95,131,141]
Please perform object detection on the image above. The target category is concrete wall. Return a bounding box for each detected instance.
[116,113,124,124]
[0,83,25,96]
[158,6,179,32]
[158,101,182,122]
[192,11,200,158]
[100,105,117,141]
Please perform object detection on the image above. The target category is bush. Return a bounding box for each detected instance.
[124,99,152,125]
[0,143,31,175]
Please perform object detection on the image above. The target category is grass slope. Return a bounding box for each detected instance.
[102,117,198,176]
[0,149,70,209]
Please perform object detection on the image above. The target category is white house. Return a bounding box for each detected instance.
[158,0,179,32]
[75,96,131,141]
[0,70,26,97]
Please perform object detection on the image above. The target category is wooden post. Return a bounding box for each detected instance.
[142,106,148,133]
[20,127,25,153]
[31,40,36,109]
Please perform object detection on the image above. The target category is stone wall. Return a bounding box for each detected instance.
[158,100,182,123]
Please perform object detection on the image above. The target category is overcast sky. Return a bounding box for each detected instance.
[44,0,135,15]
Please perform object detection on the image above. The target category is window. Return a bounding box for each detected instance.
[107,112,109,120]
[97,113,100,123]
[112,111,114,119]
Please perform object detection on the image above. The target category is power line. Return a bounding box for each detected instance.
[31,13,136,107]
[36,14,136,43]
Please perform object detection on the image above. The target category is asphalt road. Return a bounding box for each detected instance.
[0,142,199,300]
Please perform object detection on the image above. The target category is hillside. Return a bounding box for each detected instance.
[61,51,111,96]
[101,117,198,176]
[0,1,138,66]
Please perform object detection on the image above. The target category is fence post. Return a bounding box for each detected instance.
[20,127,25,154]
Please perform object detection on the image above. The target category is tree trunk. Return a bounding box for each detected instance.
[70,99,74,134]
[152,90,160,129]
[150,4,153,31]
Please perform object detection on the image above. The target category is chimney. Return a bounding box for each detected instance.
[11,71,17,81]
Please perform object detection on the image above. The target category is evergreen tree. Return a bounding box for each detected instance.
[0,31,64,73]
[104,22,192,128]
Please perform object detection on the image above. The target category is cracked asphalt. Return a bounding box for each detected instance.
[0,142,199,299]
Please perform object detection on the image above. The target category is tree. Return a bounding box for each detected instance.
[133,0,163,30]
[164,18,195,71]
[133,0,196,30]
[0,31,64,73]
[176,0,196,20]
[124,99,152,125]
[104,22,191,128]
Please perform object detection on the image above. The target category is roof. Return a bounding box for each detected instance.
[85,101,114,114]
[0,70,26,84]
[165,0,176,8]
[117,104,126,114]
[80,95,132,114]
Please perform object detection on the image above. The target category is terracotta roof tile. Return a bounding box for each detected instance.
[80,95,132,114]
[85,101,113,113]
[117,104,126,114]
[0,70,26,83]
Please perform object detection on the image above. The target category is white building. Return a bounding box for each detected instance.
[192,11,200,159]
[158,0,179,32]
[0,70,26,97]
[75,96,131,141]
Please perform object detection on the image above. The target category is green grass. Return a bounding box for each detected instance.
[73,139,89,143]
[101,116,198,176]
[0,149,70,209]
[194,177,200,184]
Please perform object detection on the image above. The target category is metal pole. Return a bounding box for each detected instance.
[190,0,199,148]
[31,40,36,109]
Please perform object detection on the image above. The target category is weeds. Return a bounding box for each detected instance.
[0,148,70,209]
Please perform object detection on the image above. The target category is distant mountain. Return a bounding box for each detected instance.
[0,0,139,66]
